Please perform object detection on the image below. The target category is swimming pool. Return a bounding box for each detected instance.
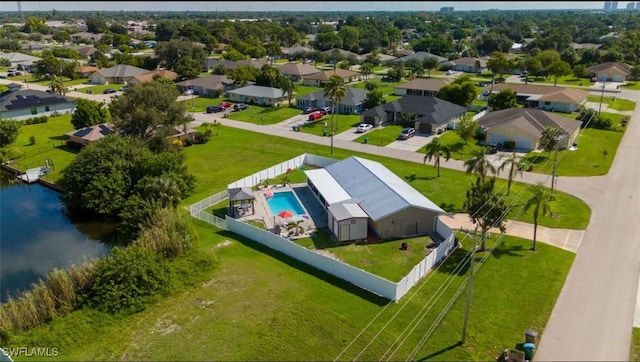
[266,191,306,217]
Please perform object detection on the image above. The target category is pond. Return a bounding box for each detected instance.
[0,170,112,303]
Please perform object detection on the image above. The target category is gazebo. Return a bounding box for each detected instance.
[228,187,255,218]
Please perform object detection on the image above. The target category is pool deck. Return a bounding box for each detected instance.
[237,183,327,238]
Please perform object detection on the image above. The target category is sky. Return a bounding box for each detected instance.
[12,1,611,13]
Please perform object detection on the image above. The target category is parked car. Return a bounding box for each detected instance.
[183,88,194,96]
[303,107,318,114]
[308,111,324,121]
[103,88,116,94]
[206,105,225,113]
[320,106,332,114]
[398,127,416,140]
[356,123,373,133]
[218,101,232,109]
[233,103,249,111]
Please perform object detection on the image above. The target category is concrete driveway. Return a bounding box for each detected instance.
[386,132,435,152]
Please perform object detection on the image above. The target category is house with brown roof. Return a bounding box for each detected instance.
[302,69,361,87]
[477,108,582,151]
[127,69,178,86]
[443,57,488,73]
[482,83,588,113]
[75,65,97,78]
[71,32,104,43]
[90,64,149,84]
[587,62,632,82]
[65,123,115,147]
[73,46,97,59]
[175,74,235,97]
[278,62,321,82]
[394,78,452,97]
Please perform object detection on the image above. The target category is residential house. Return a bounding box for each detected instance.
[477,108,582,151]
[395,51,448,65]
[322,48,362,62]
[89,64,149,84]
[305,156,447,241]
[296,87,367,115]
[66,123,115,147]
[227,85,286,106]
[127,69,178,87]
[570,42,602,51]
[0,52,42,71]
[75,65,97,78]
[482,83,588,113]
[281,45,314,59]
[0,89,76,120]
[70,32,104,43]
[360,95,467,134]
[358,52,397,64]
[302,69,361,87]
[175,74,235,97]
[73,46,98,59]
[203,58,266,72]
[442,57,488,73]
[394,78,452,97]
[587,62,632,82]
[278,62,321,82]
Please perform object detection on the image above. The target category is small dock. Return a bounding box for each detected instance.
[18,166,50,183]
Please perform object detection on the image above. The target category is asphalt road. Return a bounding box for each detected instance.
[4,76,640,359]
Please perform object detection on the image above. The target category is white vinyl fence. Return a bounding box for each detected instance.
[189,153,456,301]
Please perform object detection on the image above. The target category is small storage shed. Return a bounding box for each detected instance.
[328,202,368,242]
[228,187,255,218]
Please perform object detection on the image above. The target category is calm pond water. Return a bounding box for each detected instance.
[0,171,111,303]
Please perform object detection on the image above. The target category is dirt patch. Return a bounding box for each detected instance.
[217,240,232,248]
[152,316,181,336]
[313,249,343,262]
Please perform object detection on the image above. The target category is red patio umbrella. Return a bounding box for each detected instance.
[278,210,294,219]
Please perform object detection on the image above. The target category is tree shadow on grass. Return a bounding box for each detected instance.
[217,230,391,306]
[490,242,528,259]
[49,135,69,141]
[416,341,463,361]
[404,173,436,183]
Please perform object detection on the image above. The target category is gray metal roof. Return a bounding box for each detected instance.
[227,85,284,99]
[328,203,368,221]
[324,156,445,221]
[296,87,366,106]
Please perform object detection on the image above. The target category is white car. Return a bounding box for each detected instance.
[356,123,373,133]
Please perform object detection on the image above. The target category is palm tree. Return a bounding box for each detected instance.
[423,138,452,177]
[523,183,555,251]
[49,77,66,95]
[277,75,296,106]
[464,148,496,181]
[323,74,347,154]
[360,62,374,80]
[497,152,523,196]
[286,219,305,236]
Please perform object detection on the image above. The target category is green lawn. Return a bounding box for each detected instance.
[178,96,224,113]
[3,114,79,182]
[586,95,636,111]
[81,83,126,94]
[293,84,323,97]
[226,105,301,125]
[353,124,405,146]
[522,128,624,177]
[298,114,361,136]
[5,228,574,361]
[435,131,488,160]
[351,79,405,96]
[621,81,640,91]
[632,328,640,361]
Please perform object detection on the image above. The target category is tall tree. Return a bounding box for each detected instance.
[108,80,189,140]
[436,75,477,107]
[71,98,111,129]
[0,120,21,147]
[423,56,439,77]
[546,60,572,87]
[486,51,512,79]
[277,75,296,106]
[423,137,452,178]
[488,89,518,111]
[497,152,523,196]
[464,148,496,181]
[456,116,478,145]
[359,62,374,80]
[463,176,507,251]
[523,183,555,251]
[323,74,347,154]
[49,77,67,96]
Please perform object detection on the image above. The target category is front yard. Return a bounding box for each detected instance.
[226,104,301,125]
[298,114,361,136]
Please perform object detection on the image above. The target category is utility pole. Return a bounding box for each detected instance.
[462,225,479,344]
[598,80,606,115]
[550,134,565,193]
[330,96,335,154]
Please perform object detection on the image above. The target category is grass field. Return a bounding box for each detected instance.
[226,105,301,125]
[0,91,597,361]
[353,124,405,146]
[5,228,574,361]
[178,96,224,113]
[586,95,636,111]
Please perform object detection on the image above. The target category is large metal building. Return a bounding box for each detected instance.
[305,156,446,241]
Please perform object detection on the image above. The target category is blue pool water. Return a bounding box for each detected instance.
[266,191,306,216]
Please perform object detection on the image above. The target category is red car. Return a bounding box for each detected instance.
[308,111,324,121]
[218,101,232,108]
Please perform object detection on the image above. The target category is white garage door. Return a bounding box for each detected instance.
[490,134,507,144]
[515,136,533,151]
